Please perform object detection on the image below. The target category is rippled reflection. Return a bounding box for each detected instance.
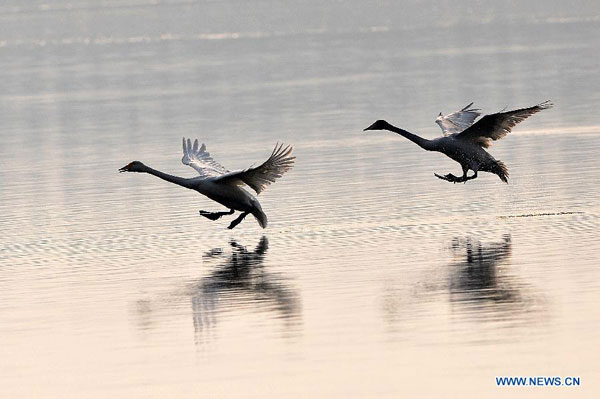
[446,235,546,327]
[449,235,515,303]
[191,236,301,342]
[382,234,544,337]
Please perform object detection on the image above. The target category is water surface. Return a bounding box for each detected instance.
[1,1,599,397]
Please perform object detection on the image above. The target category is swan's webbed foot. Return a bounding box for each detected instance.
[227,211,249,229]
[435,173,461,183]
[199,209,235,221]
[434,172,478,184]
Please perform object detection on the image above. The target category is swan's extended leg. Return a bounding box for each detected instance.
[466,170,478,182]
[460,165,474,184]
[435,165,479,184]
[228,211,249,229]
[437,165,479,184]
[199,209,235,221]
[461,165,470,182]
[462,164,478,183]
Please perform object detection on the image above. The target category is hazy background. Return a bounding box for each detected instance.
[1,1,599,397]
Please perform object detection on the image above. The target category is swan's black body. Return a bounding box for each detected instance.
[364,101,552,183]
[119,140,294,229]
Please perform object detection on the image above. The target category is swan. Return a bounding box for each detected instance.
[364,101,553,183]
[119,139,295,229]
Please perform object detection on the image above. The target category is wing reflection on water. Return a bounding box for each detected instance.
[191,236,301,341]
[131,236,301,344]
[445,234,548,329]
[382,234,544,337]
[448,235,517,305]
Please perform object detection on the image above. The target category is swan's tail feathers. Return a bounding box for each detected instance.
[251,202,268,228]
[492,160,509,183]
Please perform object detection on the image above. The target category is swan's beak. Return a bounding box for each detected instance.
[363,123,376,131]
[118,164,130,173]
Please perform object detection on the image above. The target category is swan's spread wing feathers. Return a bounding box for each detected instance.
[435,102,481,135]
[181,138,229,178]
[455,101,553,148]
[214,143,295,194]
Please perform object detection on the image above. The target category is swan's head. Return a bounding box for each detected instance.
[119,161,146,173]
[363,120,390,131]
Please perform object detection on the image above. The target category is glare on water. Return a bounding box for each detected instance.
[1,1,599,398]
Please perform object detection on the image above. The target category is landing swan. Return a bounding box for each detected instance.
[119,139,295,229]
[365,101,553,183]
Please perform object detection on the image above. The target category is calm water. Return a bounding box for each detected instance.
[1,1,600,397]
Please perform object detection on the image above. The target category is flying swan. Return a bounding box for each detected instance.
[364,101,553,183]
[119,139,295,229]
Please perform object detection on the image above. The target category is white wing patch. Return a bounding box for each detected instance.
[435,102,481,136]
[181,138,229,178]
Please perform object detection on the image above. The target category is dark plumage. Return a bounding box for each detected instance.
[365,101,553,184]
[119,139,295,229]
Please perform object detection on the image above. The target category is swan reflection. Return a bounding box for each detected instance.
[448,235,518,305]
[382,234,542,333]
[191,236,301,341]
[444,234,547,328]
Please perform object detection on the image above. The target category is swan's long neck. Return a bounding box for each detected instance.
[142,165,195,189]
[385,124,433,151]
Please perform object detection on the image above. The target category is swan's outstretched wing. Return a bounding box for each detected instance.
[181,138,229,178]
[214,143,295,194]
[455,101,553,148]
[435,102,481,135]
